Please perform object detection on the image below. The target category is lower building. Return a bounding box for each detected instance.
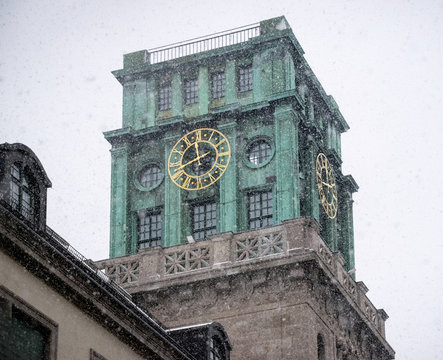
[0,143,231,360]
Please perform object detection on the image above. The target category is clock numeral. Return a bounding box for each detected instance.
[208,131,215,142]
[182,176,192,189]
[171,169,185,181]
[208,173,217,182]
[217,152,230,157]
[215,138,226,148]
[214,163,227,171]
[169,161,181,169]
[183,136,192,147]
[196,177,202,190]
[195,129,202,142]
[172,149,184,156]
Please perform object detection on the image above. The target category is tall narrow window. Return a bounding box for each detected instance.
[317,333,325,360]
[192,202,217,241]
[238,65,253,92]
[185,79,198,105]
[138,210,162,249]
[248,190,273,230]
[9,163,36,223]
[158,84,172,111]
[211,72,225,99]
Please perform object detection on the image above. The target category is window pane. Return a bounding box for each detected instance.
[159,84,172,110]
[248,140,272,165]
[192,201,217,240]
[139,164,162,188]
[138,210,162,249]
[211,72,225,99]
[185,79,198,105]
[248,190,273,230]
[238,66,253,92]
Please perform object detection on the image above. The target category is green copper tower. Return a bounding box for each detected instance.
[105,16,358,272]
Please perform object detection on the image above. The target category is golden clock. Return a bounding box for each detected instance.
[316,153,338,219]
[167,128,231,190]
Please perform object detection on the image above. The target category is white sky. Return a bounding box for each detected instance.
[1,0,442,358]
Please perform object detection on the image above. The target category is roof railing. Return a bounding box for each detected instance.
[149,22,260,64]
[45,225,132,301]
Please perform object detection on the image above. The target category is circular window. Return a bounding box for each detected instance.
[247,139,273,166]
[137,164,163,190]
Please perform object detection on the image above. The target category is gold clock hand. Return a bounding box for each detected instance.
[195,142,201,166]
[175,152,210,171]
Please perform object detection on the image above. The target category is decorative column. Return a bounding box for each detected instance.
[109,144,129,258]
[164,135,182,247]
[133,79,148,130]
[122,82,135,128]
[218,121,237,233]
[274,103,299,223]
[303,136,320,222]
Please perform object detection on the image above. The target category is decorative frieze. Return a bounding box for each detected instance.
[235,231,284,261]
[164,246,210,275]
[105,261,140,284]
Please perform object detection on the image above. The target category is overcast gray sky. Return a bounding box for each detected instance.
[1,0,442,358]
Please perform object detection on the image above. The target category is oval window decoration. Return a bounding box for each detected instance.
[138,164,163,190]
[247,139,272,166]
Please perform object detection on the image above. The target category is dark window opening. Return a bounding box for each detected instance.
[248,190,273,230]
[139,164,162,188]
[211,72,226,99]
[9,163,37,223]
[248,140,272,165]
[138,210,162,249]
[317,333,325,360]
[158,84,172,110]
[185,79,199,105]
[238,65,253,92]
[193,202,217,241]
[0,288,57,360]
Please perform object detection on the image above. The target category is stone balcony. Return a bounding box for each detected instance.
[95,217,388,340]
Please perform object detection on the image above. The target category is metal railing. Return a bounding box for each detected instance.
[149,23,260,64]
[45,225,132,301]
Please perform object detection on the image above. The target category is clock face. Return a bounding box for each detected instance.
[316,153,338,219]
[168,128,231,190]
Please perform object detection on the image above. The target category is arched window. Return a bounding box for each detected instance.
[9,163,37,223]
[317,333,325,360]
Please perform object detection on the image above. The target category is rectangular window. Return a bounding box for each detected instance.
[185,79,199,105]
[138,210,162,249]
[0,286,58,360]
[211,72,225,99]
[193,202,217,241]
[158,84,172,111]
[238,65,253,92]
[248,190,273,230]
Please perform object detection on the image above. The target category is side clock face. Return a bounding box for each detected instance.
[168,128,231,190]
[316,153,338,219]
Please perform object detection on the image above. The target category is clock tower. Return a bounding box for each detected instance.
[98,16,394,360]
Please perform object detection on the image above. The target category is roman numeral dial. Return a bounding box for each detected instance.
[167,128,231,190]
[316,153,338,219]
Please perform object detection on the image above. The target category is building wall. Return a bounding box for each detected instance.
[0,251,146,360]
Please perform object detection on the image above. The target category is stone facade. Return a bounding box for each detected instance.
[96,218,394,359]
